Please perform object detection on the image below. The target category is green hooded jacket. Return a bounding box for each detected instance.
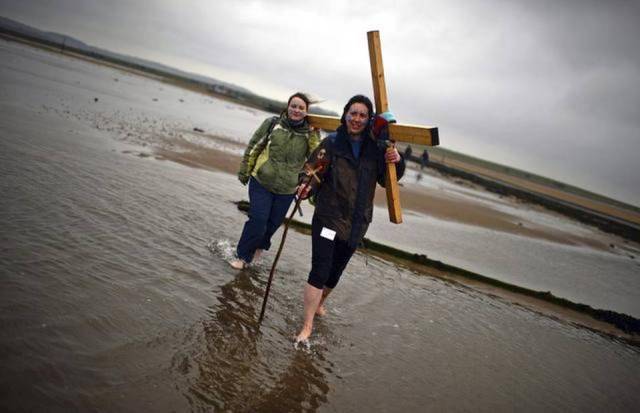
[238,114,320,194]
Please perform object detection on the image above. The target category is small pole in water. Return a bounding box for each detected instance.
[257,194,304,323]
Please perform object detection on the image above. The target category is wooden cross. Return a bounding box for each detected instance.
[307,30,439,224]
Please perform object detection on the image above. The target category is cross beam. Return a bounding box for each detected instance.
[307,30,439,223]
[306,114,439,146]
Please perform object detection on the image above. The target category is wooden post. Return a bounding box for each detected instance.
[367,30,402,223]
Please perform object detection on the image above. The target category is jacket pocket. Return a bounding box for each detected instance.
[255,158,276,184]
[282,167,299,192]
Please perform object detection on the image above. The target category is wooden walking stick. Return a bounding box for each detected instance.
[258,150,327,323]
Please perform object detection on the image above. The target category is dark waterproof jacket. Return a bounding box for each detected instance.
[308,126,405,247]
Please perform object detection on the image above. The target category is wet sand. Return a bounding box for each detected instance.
[358,239,640,343]
[435,154,640,225]
[157,136,640,339]
[157,140,617,251]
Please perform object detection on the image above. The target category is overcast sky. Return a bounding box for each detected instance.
[2,0,639,206]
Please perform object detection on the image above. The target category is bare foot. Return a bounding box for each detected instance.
[315,305,327,316]
[229,259,246,269]
[253,249,263,263]
[295,326,312,343]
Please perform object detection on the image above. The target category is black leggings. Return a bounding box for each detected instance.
[307,216,356,289]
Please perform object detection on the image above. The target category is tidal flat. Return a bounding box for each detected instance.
[1,38,640,412]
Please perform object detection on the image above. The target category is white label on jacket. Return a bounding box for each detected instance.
[320,227,336,241]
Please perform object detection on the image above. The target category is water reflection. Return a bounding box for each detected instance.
[250,351,329,412]
[183,268,329,411]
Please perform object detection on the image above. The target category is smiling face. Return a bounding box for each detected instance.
[345,102,369,136]
[287,97,308,122]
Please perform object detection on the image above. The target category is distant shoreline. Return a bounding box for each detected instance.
[0,25,337,116]
[423,158,640,241]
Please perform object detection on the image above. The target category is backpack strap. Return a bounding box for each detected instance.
[265,115,279,141]
[243,116,280,177]
[252,116,279,157]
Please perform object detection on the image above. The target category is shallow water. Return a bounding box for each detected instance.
[2,39,640,411]
[3,38,639,318]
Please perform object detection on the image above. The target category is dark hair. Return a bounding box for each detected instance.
[287,92,311,110]
[340,94,374,126]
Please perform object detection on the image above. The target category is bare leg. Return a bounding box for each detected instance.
[253,249,263,262]
[316,288,332,316]
[295,283,323,342]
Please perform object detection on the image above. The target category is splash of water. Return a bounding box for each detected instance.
[207,238,236,262]
[294,338,311,352]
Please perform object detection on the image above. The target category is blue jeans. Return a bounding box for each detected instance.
[236,177,295,263]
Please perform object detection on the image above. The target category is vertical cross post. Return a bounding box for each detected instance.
[367,30,402,224]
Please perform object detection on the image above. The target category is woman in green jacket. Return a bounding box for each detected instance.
[231,92,320,269]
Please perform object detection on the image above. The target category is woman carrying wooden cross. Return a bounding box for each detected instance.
[295,94,405,343]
